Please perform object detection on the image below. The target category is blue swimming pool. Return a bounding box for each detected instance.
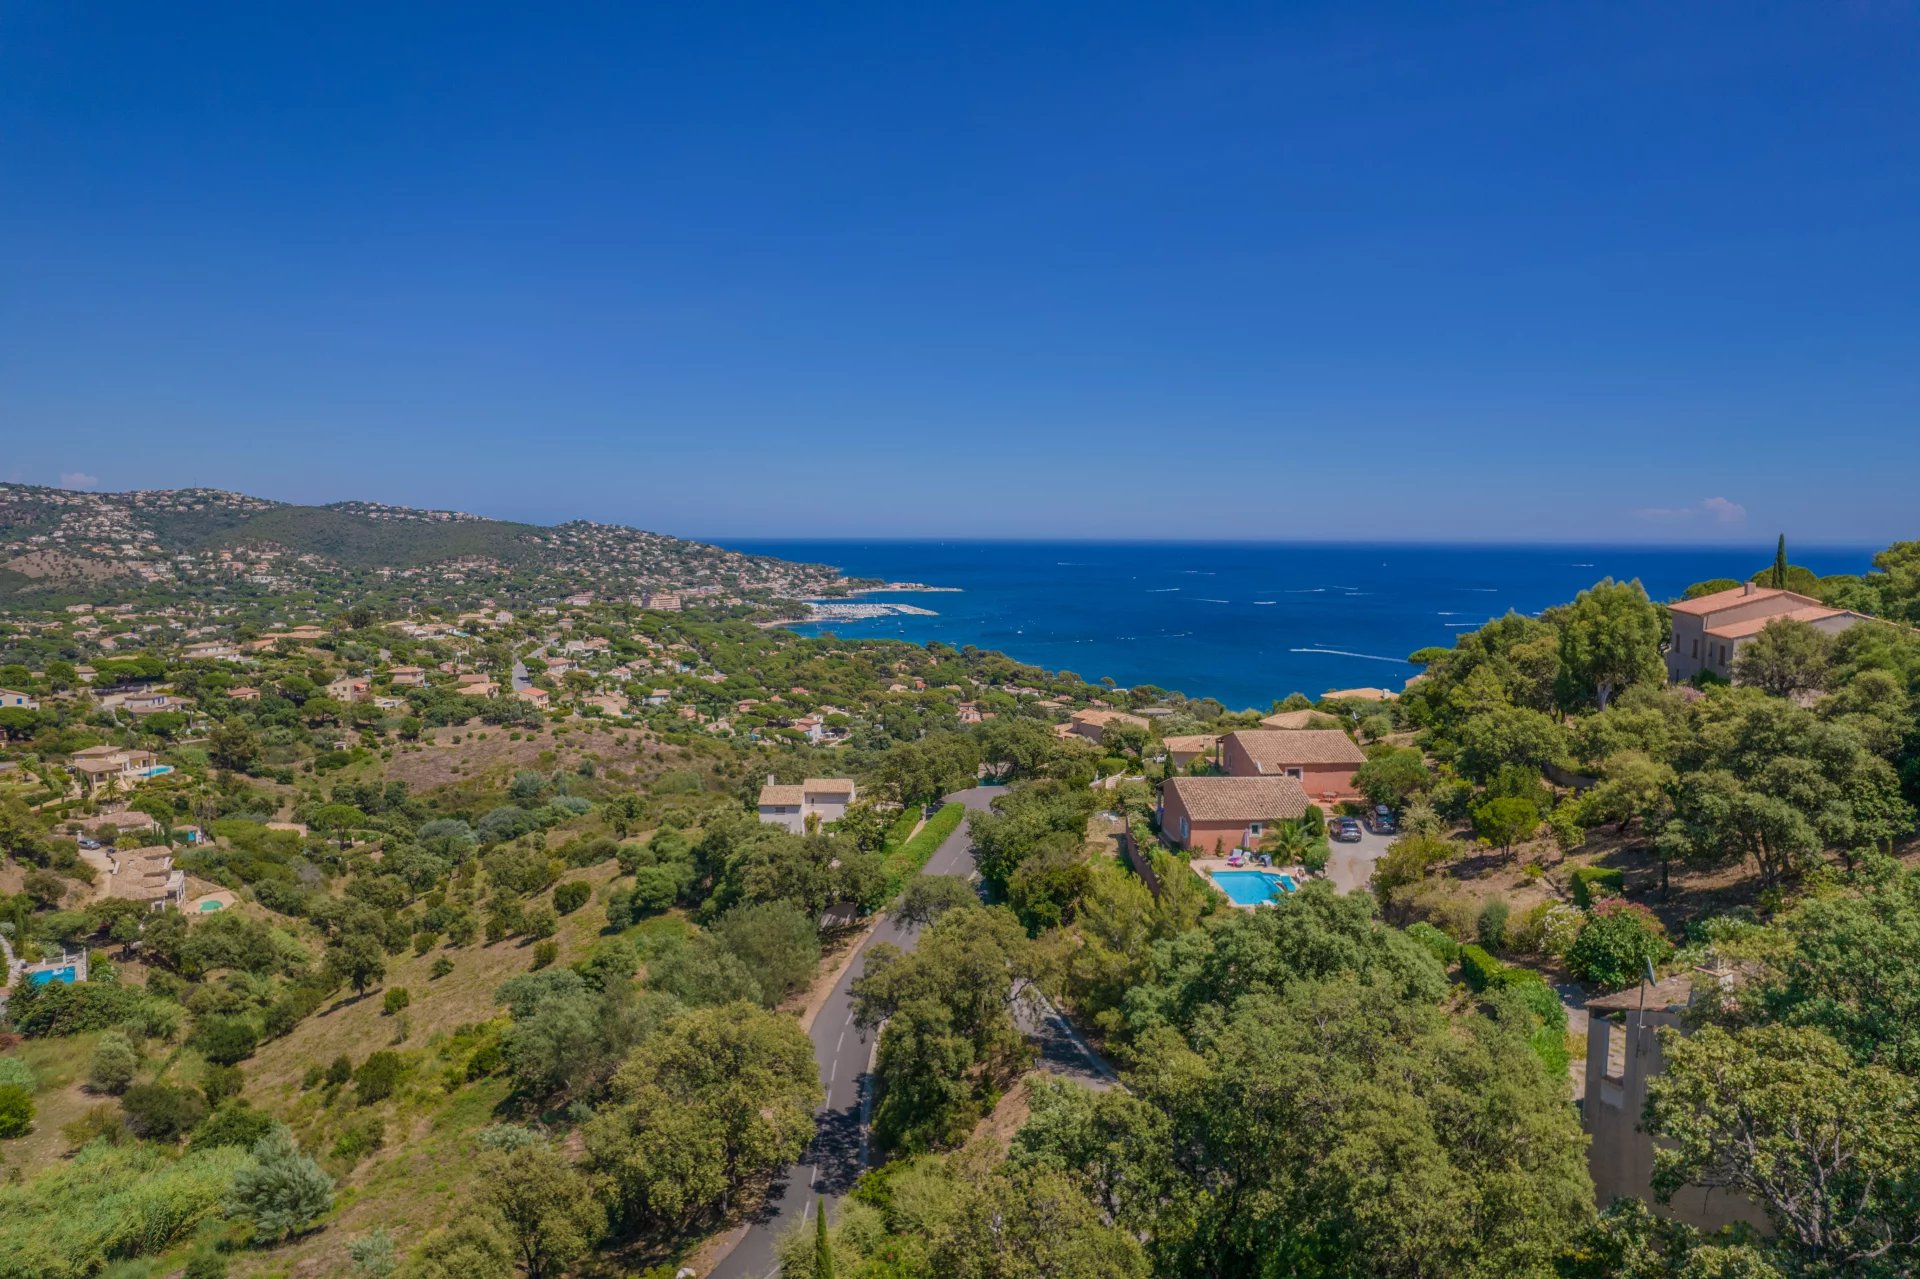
[29,966,77,985]
[1211,870,1299,905]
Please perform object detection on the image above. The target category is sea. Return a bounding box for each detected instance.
[719,541,1879,711]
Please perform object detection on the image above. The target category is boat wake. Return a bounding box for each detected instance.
[1288,646,1411,664]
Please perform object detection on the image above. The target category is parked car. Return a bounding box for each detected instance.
[1370,805,1395,835]
[1332,816,1364,843]
[77,837,101,850]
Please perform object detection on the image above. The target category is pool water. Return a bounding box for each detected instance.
[198,899,225,911]
[29,966,77,985]
[1211,870,1299,905]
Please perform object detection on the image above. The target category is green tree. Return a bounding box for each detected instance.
[711,900,821,1008]
[479,1143,605,1279]
[1558,577,1664,710]
[1773,533,1789,589]
[1352,747,1430,808]
[326,931,387,996]
[1471,796,1540,860]
[1648,1023,1920,1271]
[891,873,980,928]
[87,1030,140,1094]
[585,1002,820,1228]
[813,1199,835,1279]
[1731,618,1834,698]
[225,1127,334,1244]
[208,718,260,772]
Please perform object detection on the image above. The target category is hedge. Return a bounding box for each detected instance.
[1570,866,1625,909]
[1458,944,1506,991]
[1405,921,1460,967]
[882,803,967,894]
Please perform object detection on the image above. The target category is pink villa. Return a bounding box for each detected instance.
[1217,729,1366,803]
[1158,775,1312,854]
[1665,582,1868,683]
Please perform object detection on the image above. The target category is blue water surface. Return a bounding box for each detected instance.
[1212,870,1299,905]
[721,540,1876,709]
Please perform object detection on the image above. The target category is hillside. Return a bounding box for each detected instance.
[0,483,846,607]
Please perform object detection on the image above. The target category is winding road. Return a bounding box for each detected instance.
[706,785,1113,1279]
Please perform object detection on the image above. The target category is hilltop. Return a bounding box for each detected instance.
[0,483,850,608]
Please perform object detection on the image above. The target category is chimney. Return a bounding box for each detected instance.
[1742,581,1757,596]
[768,772,776,786]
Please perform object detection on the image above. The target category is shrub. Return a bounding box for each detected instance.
[325,1054,353,1087]
[1476,899,1510,951]
[530,939,558,969]
[354,1051,404,1104]
[1404,921,1459,968]
[87,1031,140,1095]
[184,1252,229,1279]
[1458,945,1506,992]
[191,1100,278,1151]
[1570,866,1625,910]
[430,954,454,980]
[121,1082,208,1140]
[202,1062,244,1106]
[0,1057,35,1092]
[0,1084,33,1137]
[193,1015,260,1066]
[382,987,411,1016]
[225,1128,334,1244]
[553,880,590,915]
[1566,898,1671,990]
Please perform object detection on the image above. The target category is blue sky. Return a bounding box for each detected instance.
[2,3,1916,543]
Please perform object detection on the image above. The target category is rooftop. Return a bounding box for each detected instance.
[1667,584,1817,617]
[1164,775,1312,821]
[1224,728,1366,769]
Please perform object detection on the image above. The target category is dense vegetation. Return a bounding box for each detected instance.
[0,535,1915,1278]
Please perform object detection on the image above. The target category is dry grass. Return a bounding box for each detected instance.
[374,720,672,796]
[243,860,629,1098]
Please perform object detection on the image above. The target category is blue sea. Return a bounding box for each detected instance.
[720,541,1878,710]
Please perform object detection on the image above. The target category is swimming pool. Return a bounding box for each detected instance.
[29,966,77,985]
[1211,870,1299,906]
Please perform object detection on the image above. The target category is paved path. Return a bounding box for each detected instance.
[707,785,1111,1278]
[1325,825,1395,894]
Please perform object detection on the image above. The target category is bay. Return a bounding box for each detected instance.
[719,540,1877,710]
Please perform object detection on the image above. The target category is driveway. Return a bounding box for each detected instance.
[1325,825,1395,895]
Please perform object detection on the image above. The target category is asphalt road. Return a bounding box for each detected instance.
[706,784,1112,1279]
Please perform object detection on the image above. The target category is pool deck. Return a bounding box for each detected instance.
[1192,857,1309,908]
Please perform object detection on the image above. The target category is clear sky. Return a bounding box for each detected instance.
[2,3,1915,544]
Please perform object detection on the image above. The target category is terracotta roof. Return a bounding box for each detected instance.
[759,784,806,806]
[1260,709,1339,730]
[1320,686,1396,702]
[802,778,856,795]
[1164,775,1311,821]
[1704,605,1850,640]
[1161,734,1218,753]
[1071,709,1148,728]
[1667,585,1816,617]
[1224,729,1366,769]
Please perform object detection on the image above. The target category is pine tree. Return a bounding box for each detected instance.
[1774,534,1788,589]
[814,1199,835,1279]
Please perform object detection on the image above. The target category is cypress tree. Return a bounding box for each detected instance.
[814,1199,835,1279]
[1773,534,1788,589]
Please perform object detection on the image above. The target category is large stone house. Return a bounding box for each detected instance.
[68,745,163,787]
[1665,583,1867,683]
[105,845,187,911]
[757,777,858,833]
[1158,775,1311,854]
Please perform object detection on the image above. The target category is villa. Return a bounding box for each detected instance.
[1217,729,1366,802]
[389,665,426,686]
[105,845,188,911]
[1665,582,1868,683]
[68,745,165,786]
[757,776,858,833]
[1158,775,1311,854]
[1066,708,1149,744]
[1160,734,1218,770]
[0,688,40,710]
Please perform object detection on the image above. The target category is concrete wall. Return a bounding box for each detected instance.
[1583,1007,1771,1233]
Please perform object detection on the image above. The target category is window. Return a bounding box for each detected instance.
[1286,767,1302,778]
[1690,638,1699,658]
[1248,822,1262,836]
[1180,817,1189,841]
